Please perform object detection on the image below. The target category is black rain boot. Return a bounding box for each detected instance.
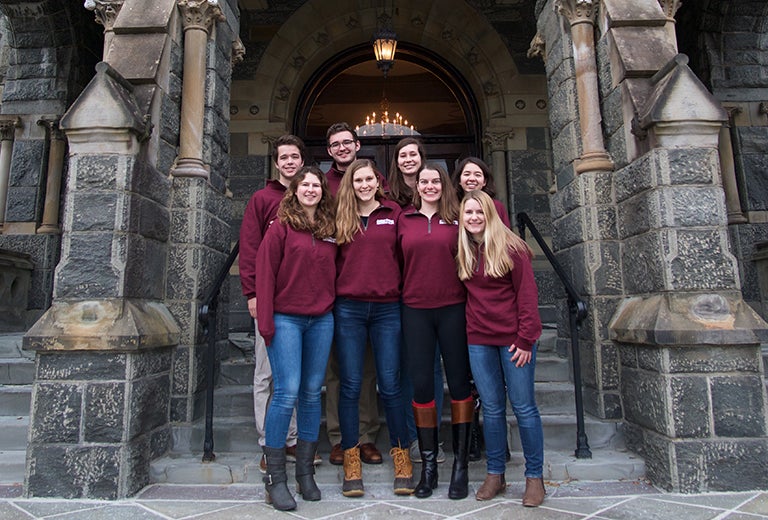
[295,439,321,501]
[448,399,473,500]
[413,404,439,499]
[263,446,296,511]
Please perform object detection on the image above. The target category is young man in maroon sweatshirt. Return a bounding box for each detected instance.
[239,134,320,471]
[324,122,384,466]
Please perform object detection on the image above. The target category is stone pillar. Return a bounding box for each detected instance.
[0,117,20,232]
[719,107,747,225]
[555,0,614,174]
[658,0,682,52]
[482,128,513,211]
[85,0,125,59]
[23,62,178,499]
[610,55,768,492]
[170,0,224,179]
[36,118,66,234]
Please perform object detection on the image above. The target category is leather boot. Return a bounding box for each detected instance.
[413,403,439,498]
[294,439,321,501]
[475,473,506,501]
[469,405,483,462]
[522,477,546,507]
[342,445,365,497]
[263,446,296,511]
[448,398,473,500]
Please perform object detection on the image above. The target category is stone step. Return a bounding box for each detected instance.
[176,412,619,455]
[0,334,29,358]
[0,449,26,485]
[0,384,32,416]
[0,416,29,451]
[0,358,36,385]
[149,447,645,486]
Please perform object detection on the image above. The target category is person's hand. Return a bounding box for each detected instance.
[509,344,532,367]
[247,297,258,318]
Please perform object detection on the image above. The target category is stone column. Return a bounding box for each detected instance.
[555,0,614,174]
[84,0,125,59]
[36,118,66,234]
[0,117,20,232]
[719,107,747,224]
[482,128,513,211]
[658,0,683,52]
[170,0,224,179]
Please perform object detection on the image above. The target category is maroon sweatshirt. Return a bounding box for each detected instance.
[255,221,337,345]
[463,245,542,351]
[494,198,512,227]
[398,209,465,308]
[336,201,402,302]
[239,180,286,299]
[325,163,390,197]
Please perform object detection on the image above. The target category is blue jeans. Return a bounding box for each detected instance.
[468,343,543,477]
[264,312,334,448]
[334,298,409,449]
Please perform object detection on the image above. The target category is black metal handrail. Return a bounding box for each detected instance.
[198,240,240,463]
[516,212,591,459]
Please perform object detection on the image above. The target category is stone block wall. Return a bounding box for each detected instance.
[26,349,172,498]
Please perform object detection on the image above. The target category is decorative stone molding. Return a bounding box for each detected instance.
[657,0,683,19]
[84,0,125,31]
[555,0,598,26]
[177,0,225,33]
[37,118,66,234]
[0,117,19,141]
[231,36,245,69]
[527,31,545,61]
[482,129,514,152]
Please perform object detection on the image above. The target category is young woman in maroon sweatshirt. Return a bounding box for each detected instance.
[456,190,544,506]
[451,156,511,227]
[255,166,336,511]
[333,159,413,498]
[398,163,474,500]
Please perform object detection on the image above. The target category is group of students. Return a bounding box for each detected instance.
[239,123,545,512]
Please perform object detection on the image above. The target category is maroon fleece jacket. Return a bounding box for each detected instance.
[463,245,542,351]
[398,209,465,309]
[336,201,402,302]
[255,221,337,345]
[239,180,286,299]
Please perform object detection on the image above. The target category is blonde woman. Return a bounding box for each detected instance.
[456,190,544,506]
[333,159,413,497]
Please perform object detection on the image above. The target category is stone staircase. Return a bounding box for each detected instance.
[151,327,647,485]
[0,333,33,486]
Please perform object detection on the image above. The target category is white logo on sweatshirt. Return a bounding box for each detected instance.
[376,218,395,225]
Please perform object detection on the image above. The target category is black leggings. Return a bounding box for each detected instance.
[401,302,471,405]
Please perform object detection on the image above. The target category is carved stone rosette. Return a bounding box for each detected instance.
[84,0,125,31]
[178,0,225,34]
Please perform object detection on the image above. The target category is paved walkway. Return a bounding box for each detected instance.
[1,480,766,519]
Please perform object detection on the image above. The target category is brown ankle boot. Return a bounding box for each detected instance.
[342,446,364,497]
[475,473,506,501]
[390,446,414,495]
[522,477,545,507]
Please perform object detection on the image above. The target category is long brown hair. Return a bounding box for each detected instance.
[452,156,498,199]
[456,191,532,280]
[335,159,384,245]
[278,166,336,239]
[387,137,426,208]
[413,163,459,222]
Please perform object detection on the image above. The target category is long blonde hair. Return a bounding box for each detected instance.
[413,163,459,222]
[278,166,336,239]
[457,190,532,280]
[335,159,384,245]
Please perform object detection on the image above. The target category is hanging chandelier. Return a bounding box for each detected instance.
[357,4,419,137]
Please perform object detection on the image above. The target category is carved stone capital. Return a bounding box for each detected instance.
[178,0,225,34]
[84,0,124,31]
[232,36,245,69]
[0,117,20,141]
[527,31,545,61]
[482,129,514,152]
[555,0,597,26]
[658,0,683,19]
[37,117,65,141]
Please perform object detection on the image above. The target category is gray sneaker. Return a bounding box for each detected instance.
[436,442,446,464]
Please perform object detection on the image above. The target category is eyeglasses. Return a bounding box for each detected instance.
[329,139,355,151]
